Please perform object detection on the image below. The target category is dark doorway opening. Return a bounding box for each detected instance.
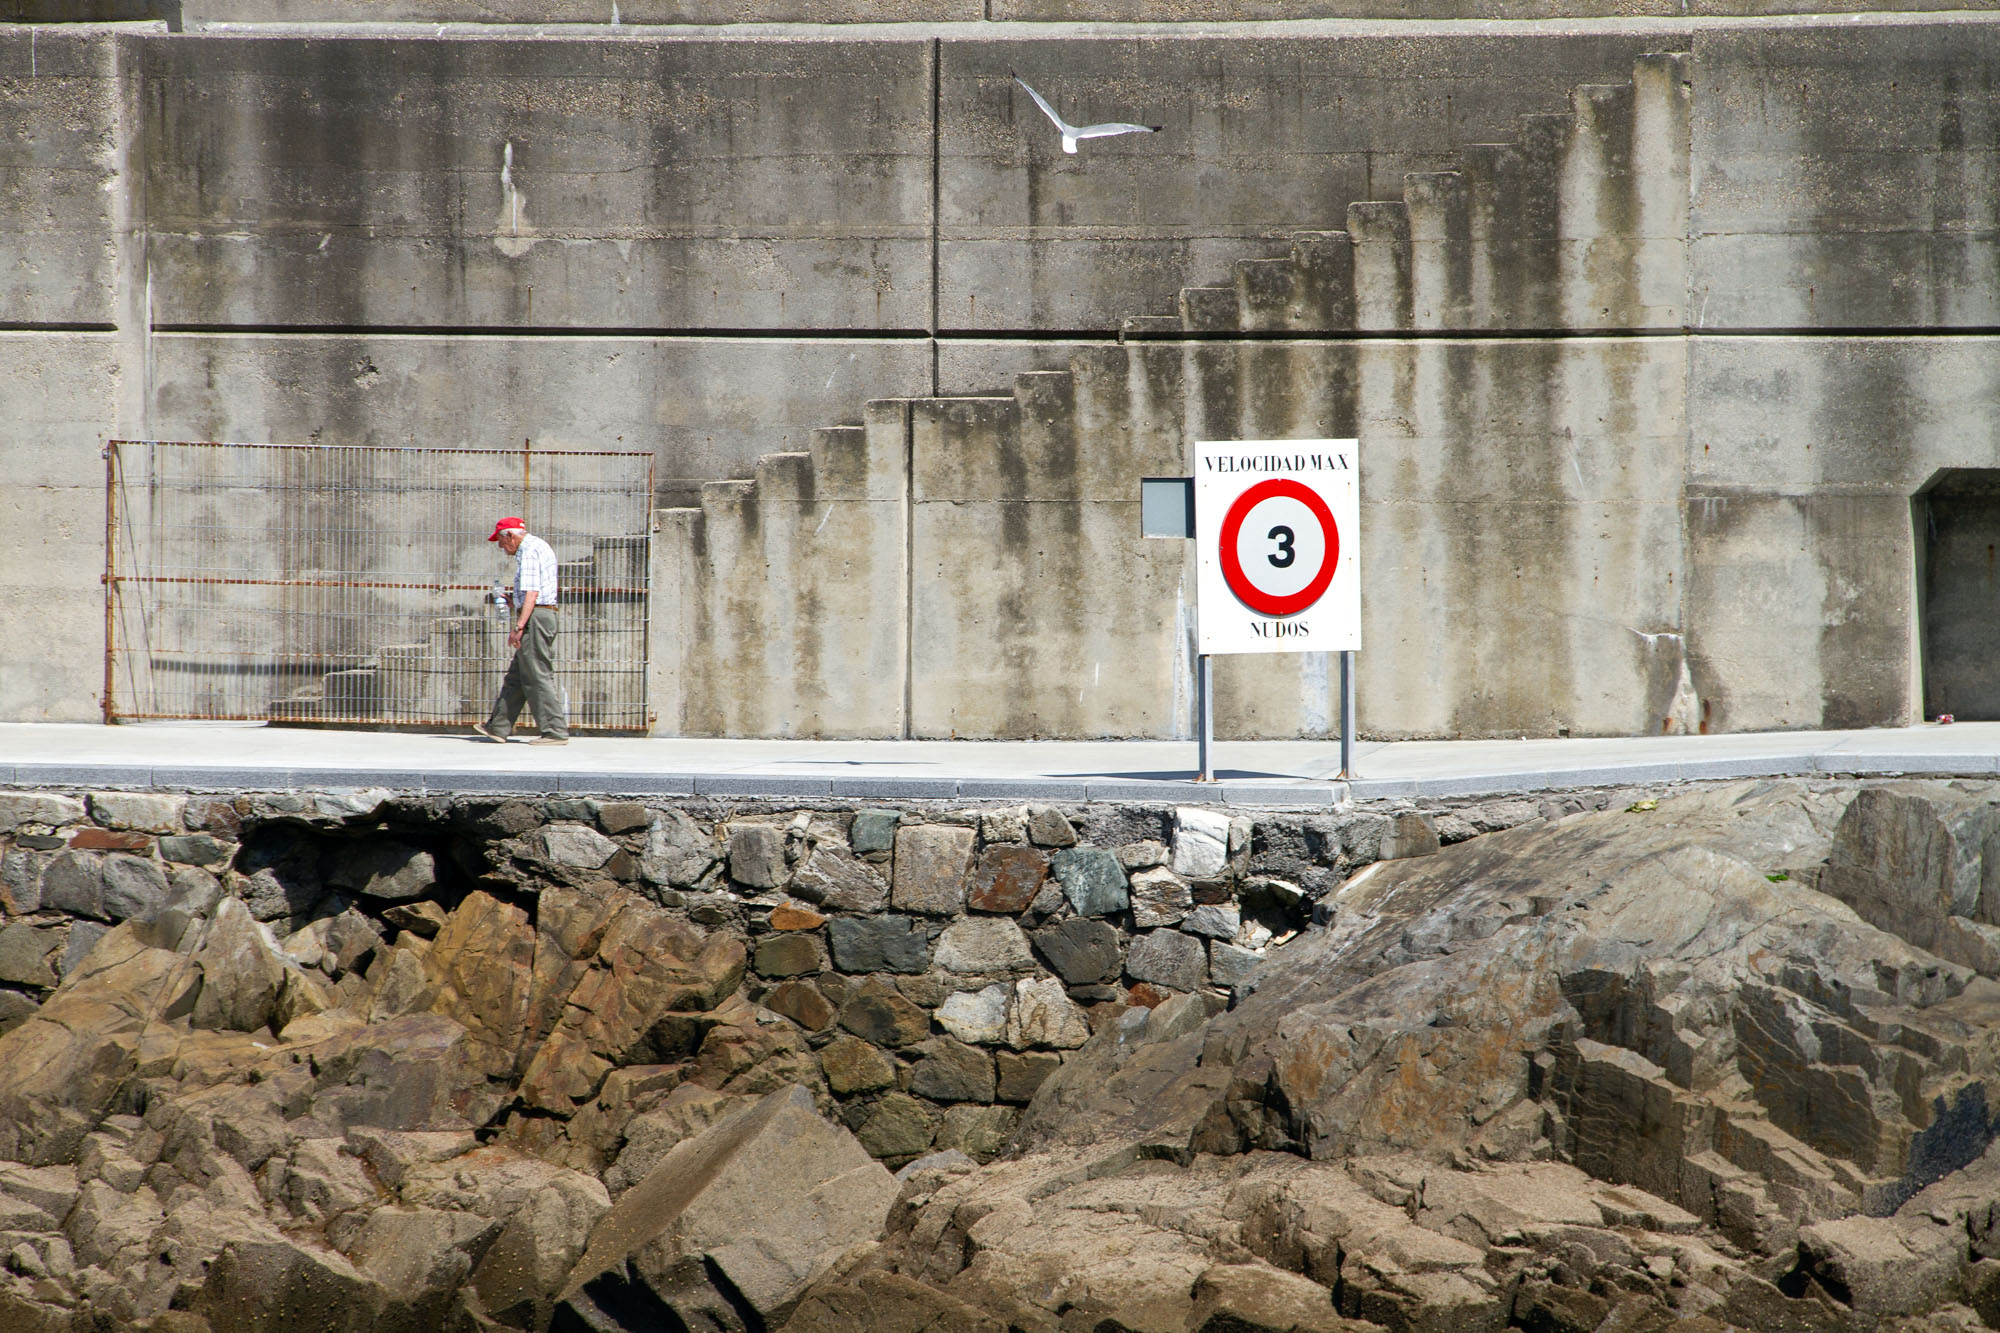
[1917,469,2000,720]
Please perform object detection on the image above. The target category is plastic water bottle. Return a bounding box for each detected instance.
[491,582,507,609]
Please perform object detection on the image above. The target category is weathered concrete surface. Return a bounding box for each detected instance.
[937,32,1671,332]
[148,334,932,508]
[140,34,935,333]
[1689,20,2000,331]
[0,30,121,327]
[9,18,2000,743]
[1686,337,2000,733]
[0,335,122,725]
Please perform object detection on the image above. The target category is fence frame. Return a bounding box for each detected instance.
[104,438,656,733]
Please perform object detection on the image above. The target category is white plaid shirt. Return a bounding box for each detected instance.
[513,532,559,607]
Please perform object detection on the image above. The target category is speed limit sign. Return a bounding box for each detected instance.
[1194,440,1358,655]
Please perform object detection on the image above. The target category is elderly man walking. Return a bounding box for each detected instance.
[474,516,570,745]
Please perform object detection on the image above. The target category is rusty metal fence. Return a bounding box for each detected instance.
[105,440,654,733]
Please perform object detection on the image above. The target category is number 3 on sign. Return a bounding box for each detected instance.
[1218,478,1338,618]
[1192,440,1359,656]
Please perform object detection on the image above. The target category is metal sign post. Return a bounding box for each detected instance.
[1145,454,1359,783]
[1197,654,1214,782]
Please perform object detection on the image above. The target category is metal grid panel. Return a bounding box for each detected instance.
[106,441,653,733]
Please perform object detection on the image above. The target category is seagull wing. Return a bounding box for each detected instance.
[1072,122,1163,141]
[1011,75,1076,138]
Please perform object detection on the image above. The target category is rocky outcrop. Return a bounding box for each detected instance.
[787,780,2000,1332]
[20,778,2000,1329]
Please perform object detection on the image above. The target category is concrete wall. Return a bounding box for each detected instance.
[8,16,2000,738]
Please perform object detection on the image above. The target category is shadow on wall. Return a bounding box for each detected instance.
[1917,468,2000,722]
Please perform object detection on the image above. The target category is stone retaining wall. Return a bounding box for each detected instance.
[0,785,1627,1172]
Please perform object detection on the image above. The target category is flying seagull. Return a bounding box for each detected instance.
[1011,73,1162,155]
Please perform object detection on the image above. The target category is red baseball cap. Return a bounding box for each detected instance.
[488,517,526,542]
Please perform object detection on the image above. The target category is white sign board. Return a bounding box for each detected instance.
[1194,439,1359,656]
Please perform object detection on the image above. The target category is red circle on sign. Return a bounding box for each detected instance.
[1219,478,1339,617]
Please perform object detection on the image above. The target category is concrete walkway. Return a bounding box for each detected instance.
[4,720,1999,805]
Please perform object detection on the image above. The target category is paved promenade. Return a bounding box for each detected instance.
[4,720,1999,805]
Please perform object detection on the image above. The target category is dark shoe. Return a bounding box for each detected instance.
[473,723,509,743]
[529,735,569,746]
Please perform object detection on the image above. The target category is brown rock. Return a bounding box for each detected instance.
[821,1035,897,1095]
[891,825,974,916]
[995,1050,1062,1104]
[967,845,1048,915]
[764,979,836,1032]
[594,802,650,835]
[783,1270,1007,1333]
[754,933,825,979]
[933,1104,1017,1162]
[1126,982,1171,1009]
[838,982,931,1050]
[66,828,151,852]
[907,1037,995,1103]
[857,1092,935,1160]
[423,890,534,1081]
[770,903,829,931]
[559,1086,897,1328]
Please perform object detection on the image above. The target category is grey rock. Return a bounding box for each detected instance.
[1469,799,1547,833]
[1380,812,1441,861]
[934,917,1034,974]
[39,852,104,920]
[1172,807,1233,878]
[1027,806,1078,848]
[1052,847,1128,917]
[532,824,619,871]
[86,793,184,834]
[2,850,42,915]
[1032,918,1122,985]
[159,833,232,868]
[891,825,974,915]
[166,865,226,918]
[1435,813,1481,844]
[728,823,788,889]
[1118,840,1170,871]
[57,922,106,978]
[641,808,719,889]
[0,925,61,989]
[978,806,1028,844]
[1125,930,1207,992]
[236,832,325,923]
[1129,866,1192,928]
[100,853,169,922]
[1005,977,1092,1050]
[936,984,1011,1045]
[0,988,38,1036]
[893,1149,977,1184]
[1208,941,1266,990]
[0,794,84,834]
[324,840,436,900]
[1183,903,1241,940]
[792,846,890,913]
[849,809,901,856]
[908,1038,996,1103]
[827,915,930,975]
